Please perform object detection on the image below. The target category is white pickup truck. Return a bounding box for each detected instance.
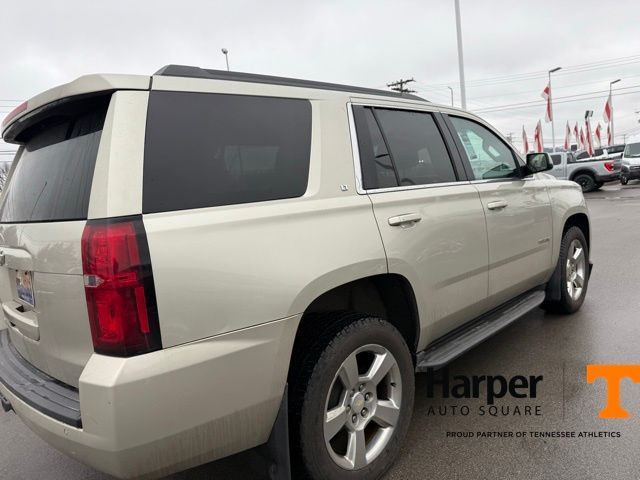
[549,151,621,192]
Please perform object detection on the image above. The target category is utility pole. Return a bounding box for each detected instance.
[454,0,467,109]
[387,78,416,94]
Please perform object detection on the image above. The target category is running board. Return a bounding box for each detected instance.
[415,289,546,371]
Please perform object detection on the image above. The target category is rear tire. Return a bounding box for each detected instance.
[543,226,589,314]
[574,173,597,193]
[289,314,414,480]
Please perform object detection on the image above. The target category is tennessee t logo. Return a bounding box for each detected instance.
[586,365,640,418]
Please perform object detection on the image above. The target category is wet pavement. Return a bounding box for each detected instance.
[1,182,640,479]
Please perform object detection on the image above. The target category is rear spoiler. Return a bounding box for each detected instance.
[2,74,151,142]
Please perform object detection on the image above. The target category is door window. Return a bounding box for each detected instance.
[353,106,457,189]
[551,154,562,166]
[449,116,519,181]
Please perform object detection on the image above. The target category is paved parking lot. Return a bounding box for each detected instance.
[1,182,640,480]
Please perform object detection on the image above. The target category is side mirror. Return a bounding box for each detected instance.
[525,152,553,175]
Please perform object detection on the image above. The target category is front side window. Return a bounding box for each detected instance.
[449,116,519,181]
[353,106,457,189]
[143,91,312,213]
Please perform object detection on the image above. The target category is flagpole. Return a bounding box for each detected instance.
[548,67,562,151]
[609,79,621,144]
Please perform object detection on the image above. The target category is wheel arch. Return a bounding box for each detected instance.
[569,168,596,182]
[563,212,590,250]
[289,274,421,364]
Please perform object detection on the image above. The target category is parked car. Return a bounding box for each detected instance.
[620,141,640,185]
[575,144,625,162]
[549,151,619,192]
[0,66,592,480]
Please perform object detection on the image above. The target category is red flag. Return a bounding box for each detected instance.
[522,125,529,154]
[541,83,552,123]
[574,123,579,148]
[579,127,586,150]
[585,119,594,156]
[564,121,571,150]
[603,93,612,124]
[607,124,612,146]
[594,123,602,148]
[534,120,544,153]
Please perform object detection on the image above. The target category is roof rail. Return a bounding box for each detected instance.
[154,65,426,101]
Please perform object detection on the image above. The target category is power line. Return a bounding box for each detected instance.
[473,85,640,113]
[424,54,640,89]
[468,73,640,102]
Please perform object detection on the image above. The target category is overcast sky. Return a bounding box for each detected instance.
[2,0,640,156]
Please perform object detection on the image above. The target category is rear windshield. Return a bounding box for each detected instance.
[0,95,109,223]
[143,91,312,213]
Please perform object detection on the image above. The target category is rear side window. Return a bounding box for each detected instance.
[353,106,457,189]
[143,91,312,213]
[551,154,562,165]
[0,95,109,223]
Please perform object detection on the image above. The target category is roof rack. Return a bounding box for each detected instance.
[154,65,426,101]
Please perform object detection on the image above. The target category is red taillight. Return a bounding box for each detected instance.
[1,101,27,130]
[81,216,161,356]
[604,161,615,172]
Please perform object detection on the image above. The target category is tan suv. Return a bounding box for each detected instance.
[0,66,591,480]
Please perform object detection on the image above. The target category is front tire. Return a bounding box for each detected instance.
[289,315,415,480]
[621,174,629,185]
[543,226,589,314]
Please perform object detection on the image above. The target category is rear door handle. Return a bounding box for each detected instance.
[487,200,508,210]
[388,213,422,227]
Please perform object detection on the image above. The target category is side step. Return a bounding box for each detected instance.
[415,289,546,371]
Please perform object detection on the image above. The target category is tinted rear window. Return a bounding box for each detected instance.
[143,91,312,213]
[0,96,108,223]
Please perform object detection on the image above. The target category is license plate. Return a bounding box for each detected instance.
[15,270,35,307]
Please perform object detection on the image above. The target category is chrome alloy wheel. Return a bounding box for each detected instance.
[323,344,402,470]
[566,239,586,301]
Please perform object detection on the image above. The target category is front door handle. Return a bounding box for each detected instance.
[388,213,422,227]
[487,200,508,210]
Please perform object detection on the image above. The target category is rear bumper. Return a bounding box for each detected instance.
[0,314,300,479]
[0,330,81,427]
[595,172,620,182]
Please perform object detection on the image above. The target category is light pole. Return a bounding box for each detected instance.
[221,48,230,71]
[609,79,621,143]
[548,66,562,151]
[447,86,454,107]
[454,0,467,110]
